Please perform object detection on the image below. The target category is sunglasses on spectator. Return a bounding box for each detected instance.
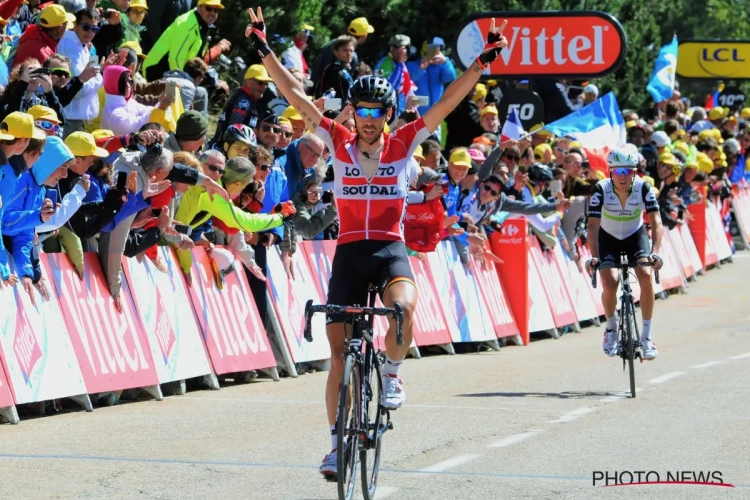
[612,167,635,176]
[258,164,271,171]
[302,143,323,160]
[504,154,519,162]
[79,22,100,33]
[253,79,269,87]
[203,162,224,174]
[130,8,147,15]
[483,184,499,196]
[355,107,386,119]
[261,124,281,134]
[35,120,59,133]
[308,186,323,194]
[281,131,293,139]
[50,67,70,78]
[203,6,220,13]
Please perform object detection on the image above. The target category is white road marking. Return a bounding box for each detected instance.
[599,389,641,403]
[648,371,686,384]
[691,360,726,370]
[487,429,544,448]
[548,407,595,423]
[729,352,750,360]
[418,454,481,473]
[356,486,399,499]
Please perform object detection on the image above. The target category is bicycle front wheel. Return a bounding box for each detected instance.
[361,350,384,500]
[623,297,637,398]
[337,353,361,500]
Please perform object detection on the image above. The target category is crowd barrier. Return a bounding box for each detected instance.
[0,198,740,424]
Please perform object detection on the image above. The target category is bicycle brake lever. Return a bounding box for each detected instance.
[393,303,404,347]
[303,300,314,342]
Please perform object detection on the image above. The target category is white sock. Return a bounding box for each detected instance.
[382,356,402,377]
[330,425,337,451]
[606,315,617,331]
[642,320,652,341]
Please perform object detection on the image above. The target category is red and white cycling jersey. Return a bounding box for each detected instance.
[316,116,430,245]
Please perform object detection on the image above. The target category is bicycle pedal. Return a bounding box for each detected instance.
[387,421,394,430]
[323,474,337,483]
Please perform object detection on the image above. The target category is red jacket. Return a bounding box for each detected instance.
[404,185,446,253]
[15,24,59,68]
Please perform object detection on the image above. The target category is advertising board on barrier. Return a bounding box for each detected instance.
[529,240,577,328]
[187,248,275,374]
[468,255,519,339]
[677,40,750,79]
[455,11,627,78]
[408,256,454,346]
[45,253,159,394]
[267,246,330,363]
[122,248,212,384]
[0,359,14,407]
[552,244,599,323]
[0,259,87,404]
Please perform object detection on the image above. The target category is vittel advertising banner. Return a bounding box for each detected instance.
[455,11,627,78]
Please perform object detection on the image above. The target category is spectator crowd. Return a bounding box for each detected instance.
[0,0,748,383]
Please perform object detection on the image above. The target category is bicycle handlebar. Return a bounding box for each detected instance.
[303,301,405,346]
[591,261,660,288]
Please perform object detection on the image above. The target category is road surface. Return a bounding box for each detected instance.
[1,256,749,499]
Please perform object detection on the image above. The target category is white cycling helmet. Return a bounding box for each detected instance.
[607,145,639,168]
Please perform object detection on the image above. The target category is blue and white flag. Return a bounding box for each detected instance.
[647,36,678,104]
[544,92,625,149]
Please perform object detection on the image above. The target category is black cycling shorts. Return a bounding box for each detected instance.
[326,240,415,324]
[598,225,651,266]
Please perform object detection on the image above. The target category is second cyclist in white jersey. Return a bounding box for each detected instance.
[585,146,664,360]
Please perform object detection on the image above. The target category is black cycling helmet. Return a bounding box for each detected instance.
[527,163,554,184]
[348,75,397,110]
[223,124,257,147]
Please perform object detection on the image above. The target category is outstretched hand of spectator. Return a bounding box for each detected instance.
[443,214,460,228]
[248,263,267,282]
[142,176,172,199]
[101,51,125,71]
[35,277,51,303]
[1,273,19,288]
[203,177,230,202]
[281,250,295,280]
[21,277,35,306]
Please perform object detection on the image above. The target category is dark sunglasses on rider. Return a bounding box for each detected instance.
[79,22,100,33]
[261,124,281,134]
[483,184,499,197]
[35,120,60,133]
[612,167,635,176]
[203,163,224,174]
[355,107,386,119]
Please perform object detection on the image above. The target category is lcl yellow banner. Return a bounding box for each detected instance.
[677,41,750,79]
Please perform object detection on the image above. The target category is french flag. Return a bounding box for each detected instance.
[543,92,626,175]
[500,108,525,143]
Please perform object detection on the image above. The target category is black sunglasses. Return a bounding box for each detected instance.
[282,131,293,139]
[80,22,100,33]
[259,164,271,171]
[483,184,499,196]
[261,124,281,134]
[204,163,224,174]
[504,155,520,162]
[203,6,219,13]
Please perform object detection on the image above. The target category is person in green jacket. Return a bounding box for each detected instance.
[121,0,148,45]
[142,0,232,82]
[174,155,296,279]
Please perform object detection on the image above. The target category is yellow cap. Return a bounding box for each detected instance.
[197,0,224,9]
[530,123,553,137]
[673,141,690,156]
[534,143,552,160]
[121,41,147,59]
[129,0,148,9]
[348,17,374,36]
[448,148,472,168]
[569,140,582,149]
[741,108,750,120]
[27,105,59,124]
[301,24,315,31]
[92,129,115,140]
[625,120,637,129]
[696,152,714,173]
[278,117,292,127]
[472,83,487,102]
[40,4,75,29]
[596,170,606,180]
[0,112,46,140]
[487,79,498,87]
[480,104,498,118]
[281,105,302,121]
[413,145,425,160]
[727,115,738,123]
[244,64,273,82]
[659,151,677,166]
[684,159,698,171]
[708,107,725,120]
[65,132,109,158]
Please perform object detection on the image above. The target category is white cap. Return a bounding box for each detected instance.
[211,247,236,277]
[583,84,599,96]
[651,131,670,148]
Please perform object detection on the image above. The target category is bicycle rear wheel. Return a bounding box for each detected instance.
[360,350,384,500]
[337,353,361,500]
[623,297,637,398]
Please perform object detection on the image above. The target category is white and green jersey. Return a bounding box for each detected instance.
[587,177,659,239]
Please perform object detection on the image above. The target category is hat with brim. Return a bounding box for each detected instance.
[197,0,224,9]
[448,148,472,168]
[348,17,374,36]
[39,4,76,29]
[65,132,110,157]
[0,112,46,140]
[281,105,303,122]
[27,105,60,124]
[413,144,425,160]
[121,41,147,59]
[244,64,273,82]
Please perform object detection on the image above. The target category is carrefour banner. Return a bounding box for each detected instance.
[122,247,213,384]
[0,258,87,404]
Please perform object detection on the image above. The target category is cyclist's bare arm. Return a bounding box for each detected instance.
[247,7,323,131]
[588,217,601,258]
[422,19,508,133]
[647,211,663,254]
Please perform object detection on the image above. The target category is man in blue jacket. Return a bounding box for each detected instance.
[406,37,457,116]
[2,136,74,304]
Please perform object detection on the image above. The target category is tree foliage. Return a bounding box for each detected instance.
[214,0,750,111]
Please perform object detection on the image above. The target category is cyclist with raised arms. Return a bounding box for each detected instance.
[245,7,509,476]
[585,146,664,360]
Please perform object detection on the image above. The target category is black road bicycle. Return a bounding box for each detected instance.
[592,252,660,398]
[304,285,404,500]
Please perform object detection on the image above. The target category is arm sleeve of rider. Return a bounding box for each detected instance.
[587,182,604,219]
[642,181,659,214]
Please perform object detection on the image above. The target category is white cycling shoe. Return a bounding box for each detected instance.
[602,328,619,357]
[642,340,658,360]
[382,374,405,410]
[319,449,337,476]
